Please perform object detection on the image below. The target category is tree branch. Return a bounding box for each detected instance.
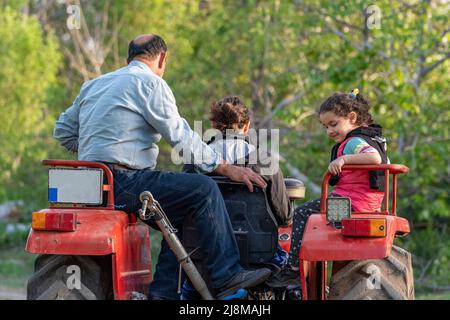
[258,92,305,128]
[316,7,407,68]
[420,52,450,78]
[285,163,321,195]
[274,152,322,195]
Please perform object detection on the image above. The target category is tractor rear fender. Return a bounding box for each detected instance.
[26,209,152,299]
[26,209,129,255]
[300,214,410,262]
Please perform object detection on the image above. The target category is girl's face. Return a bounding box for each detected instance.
[319,111,358,143]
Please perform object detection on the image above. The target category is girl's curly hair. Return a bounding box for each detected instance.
[209,96,251,133]
[318,91,373,125]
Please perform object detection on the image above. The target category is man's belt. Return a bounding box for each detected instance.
[112,163,133,171]
[103,162,134,171]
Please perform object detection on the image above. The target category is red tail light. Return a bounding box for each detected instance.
[32,212,77,231]
[341,218,386,237]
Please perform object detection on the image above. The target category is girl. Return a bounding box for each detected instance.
[267,89,388,288]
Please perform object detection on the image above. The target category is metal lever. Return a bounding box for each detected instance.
[139,191,214,300]
[139,191,155,220]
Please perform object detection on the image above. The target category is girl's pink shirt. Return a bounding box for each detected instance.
[332,137,385,212]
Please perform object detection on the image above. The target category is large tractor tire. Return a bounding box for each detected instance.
[328,245,414,300]
[27,254,113,300]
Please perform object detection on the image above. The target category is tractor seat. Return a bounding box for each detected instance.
[284,178,305,201]
[183,175,279,264]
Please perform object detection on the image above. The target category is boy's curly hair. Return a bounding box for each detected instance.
[318,91,373,125]
[209,96,251,133]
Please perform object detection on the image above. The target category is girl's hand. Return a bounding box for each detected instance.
[328,157,346,175]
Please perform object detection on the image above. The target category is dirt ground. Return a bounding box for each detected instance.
[0,287,26,300]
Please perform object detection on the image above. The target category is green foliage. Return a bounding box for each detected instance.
[0,0,28,11]
[0,7,62,208]
[0,0,446,228]
[0,222,29,249]
[149,1,449,225]
[0,0,447,291]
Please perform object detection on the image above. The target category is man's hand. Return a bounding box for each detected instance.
[213,163,267,192]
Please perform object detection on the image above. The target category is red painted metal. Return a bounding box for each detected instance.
[308,262,318,300]
[277,225,292,253]
[42,159,115,209]
[113,221,152,299]
[392,174,398,215]
[299,164,410,300]
[300,261,308,300]
[26,208,152,299]
[300,213,410,261]
[27,209,125,255]
[301,261,326,300]
[321,261,327,300]
[319,164,409,215]
[26,160,152,300]
[384,169,389,212]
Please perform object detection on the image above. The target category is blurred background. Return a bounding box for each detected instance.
[0,0,448,299]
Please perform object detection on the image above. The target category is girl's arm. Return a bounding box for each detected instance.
[328,152,382,175]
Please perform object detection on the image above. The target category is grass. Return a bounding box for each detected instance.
[0,246,34,288]
[0,245,34,299]
[416,291,450,300]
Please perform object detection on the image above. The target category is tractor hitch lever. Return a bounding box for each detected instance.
[139,191,156,221]
[139,191,214,300]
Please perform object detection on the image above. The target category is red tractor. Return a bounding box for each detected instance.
[299,164,414,300]
[25,160,413,300]
[26,160,151,300]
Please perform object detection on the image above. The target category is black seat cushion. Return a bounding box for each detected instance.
[182,176,278,269]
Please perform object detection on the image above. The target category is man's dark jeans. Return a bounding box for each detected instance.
[111,168,242,299]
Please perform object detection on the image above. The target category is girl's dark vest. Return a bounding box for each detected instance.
[329,124,388,190]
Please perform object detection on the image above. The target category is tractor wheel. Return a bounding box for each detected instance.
[27,254,113,300]
[328,245,414,300]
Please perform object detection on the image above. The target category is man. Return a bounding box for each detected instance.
[54,34,271,300]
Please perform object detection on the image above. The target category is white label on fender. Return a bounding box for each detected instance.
[49,168,103,204]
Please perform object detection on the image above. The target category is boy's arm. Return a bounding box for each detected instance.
[329,152,382,175]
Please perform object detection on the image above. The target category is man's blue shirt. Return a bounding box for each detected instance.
[54,60,221,173]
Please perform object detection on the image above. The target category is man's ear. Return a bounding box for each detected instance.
[158,52,166,69]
